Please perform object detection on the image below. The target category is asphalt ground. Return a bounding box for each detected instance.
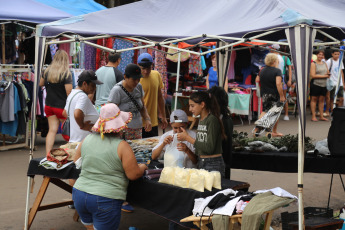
[1,110,343,230]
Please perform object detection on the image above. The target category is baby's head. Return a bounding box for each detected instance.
[170,110,188,133]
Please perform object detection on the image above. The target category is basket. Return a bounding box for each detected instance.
[281,207,333,230]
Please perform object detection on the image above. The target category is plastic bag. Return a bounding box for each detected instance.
[164,134,185,168]
[158,167,175,185]
[189,171,205,192]
[199,169,214,191]
[211,171,222,190]
[174,167,190,188]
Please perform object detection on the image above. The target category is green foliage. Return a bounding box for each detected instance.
[232,130,315,152]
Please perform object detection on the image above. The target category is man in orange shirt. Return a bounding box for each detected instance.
[138,53,168,137]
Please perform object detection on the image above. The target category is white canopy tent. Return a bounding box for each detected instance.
[26,0,345,229]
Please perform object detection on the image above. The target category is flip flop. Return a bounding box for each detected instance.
[319,118,328,121]
[311,118,318,122]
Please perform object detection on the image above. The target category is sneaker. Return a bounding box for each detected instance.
[283,115,289,121]
[68,204,75,209]
[121,204,134,213]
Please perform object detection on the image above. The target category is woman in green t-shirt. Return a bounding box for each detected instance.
[177,91,226,177]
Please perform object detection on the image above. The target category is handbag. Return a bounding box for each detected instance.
[119,84,141,111]
[61,91,83,141]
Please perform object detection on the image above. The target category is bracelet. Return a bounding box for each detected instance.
[145,117,151,121]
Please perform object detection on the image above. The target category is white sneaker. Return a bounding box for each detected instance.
[283,115,289,121]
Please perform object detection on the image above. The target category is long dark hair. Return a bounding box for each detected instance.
[208,86,231,118]
[190,91,226,140]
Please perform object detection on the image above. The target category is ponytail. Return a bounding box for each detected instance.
[190,91,227,140]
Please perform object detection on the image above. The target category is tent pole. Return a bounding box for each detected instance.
[159,35,204,45]
[316,29,339,42]
[160,44,200,56]
[298,120,305,230]
[174,52,181,111]
[201,39,245,56]
[314,41,341,46]
[1,24,5,64]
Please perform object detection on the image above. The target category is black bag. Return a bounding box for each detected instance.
[328,107,345,157]
[61,91,83,141]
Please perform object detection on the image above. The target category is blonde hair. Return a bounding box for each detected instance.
[264,53,278,67]
[45,50,71,83]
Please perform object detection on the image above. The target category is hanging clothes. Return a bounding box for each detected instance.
[49,44,58,58]
[154,48,168,98]
[188,53,203,76]
[84,41,97,71]
[227,50,237,80]
[58,38,72,64]
[95,38,114,70]
[114,39,134,73]
[0,84,21,137]
[79,43,86,69]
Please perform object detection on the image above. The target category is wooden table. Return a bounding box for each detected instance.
[26,158,80,229]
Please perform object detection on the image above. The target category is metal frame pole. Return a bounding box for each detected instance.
[174,53,181,111]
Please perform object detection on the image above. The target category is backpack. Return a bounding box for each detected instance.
[327,107,345,157]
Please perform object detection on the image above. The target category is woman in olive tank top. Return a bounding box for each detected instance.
[310,50,330,122]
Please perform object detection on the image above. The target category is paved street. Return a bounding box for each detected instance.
[1,111,343,230]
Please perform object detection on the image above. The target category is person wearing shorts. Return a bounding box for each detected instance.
[309,50,330,122]
[325,50,345,114]
[39,50,72,155]
[255,53,286,137]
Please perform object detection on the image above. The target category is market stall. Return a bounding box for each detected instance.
[27,0,345,229]
[26,156,250,229]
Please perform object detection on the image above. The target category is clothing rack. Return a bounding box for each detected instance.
[0,64,30,150]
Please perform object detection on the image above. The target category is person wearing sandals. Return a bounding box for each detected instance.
[72,103,148,230]
[108,63,151,212]
[310,50,330,122]
[255,53,286,137]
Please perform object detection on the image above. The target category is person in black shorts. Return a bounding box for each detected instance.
[255,53,286,137]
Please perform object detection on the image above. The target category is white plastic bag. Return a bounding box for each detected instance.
[199,169,214,191]
[164,134,185,168]
[158,167,175,185]
[174,167,190,188]
[211,171,222,190]
[189,171,205,192]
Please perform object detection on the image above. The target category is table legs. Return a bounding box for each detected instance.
[27,177,76,229]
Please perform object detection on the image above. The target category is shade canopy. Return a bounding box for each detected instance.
[38,0,345,40]
[0,0,72,24]
[34,0,106,16]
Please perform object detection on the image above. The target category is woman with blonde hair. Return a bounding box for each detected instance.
[255,53,286,137]
[39,50,73,154]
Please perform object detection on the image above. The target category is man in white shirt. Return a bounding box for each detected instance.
[325,50,345,113]
[63,70,103,143]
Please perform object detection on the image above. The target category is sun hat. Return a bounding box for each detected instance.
[125,64,142,79]
[78,70,103,85]
[170,109,188,123]
[92,103,132,139]
[137,53,153,68]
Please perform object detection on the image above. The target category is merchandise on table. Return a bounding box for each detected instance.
[127,138,159,163]
[159,167,221,192]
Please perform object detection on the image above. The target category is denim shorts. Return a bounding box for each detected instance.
[72,188,123,230]
[197,156,225,177]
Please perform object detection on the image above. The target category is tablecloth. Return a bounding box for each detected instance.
[232,151,345,174]
[228,93,251,115]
